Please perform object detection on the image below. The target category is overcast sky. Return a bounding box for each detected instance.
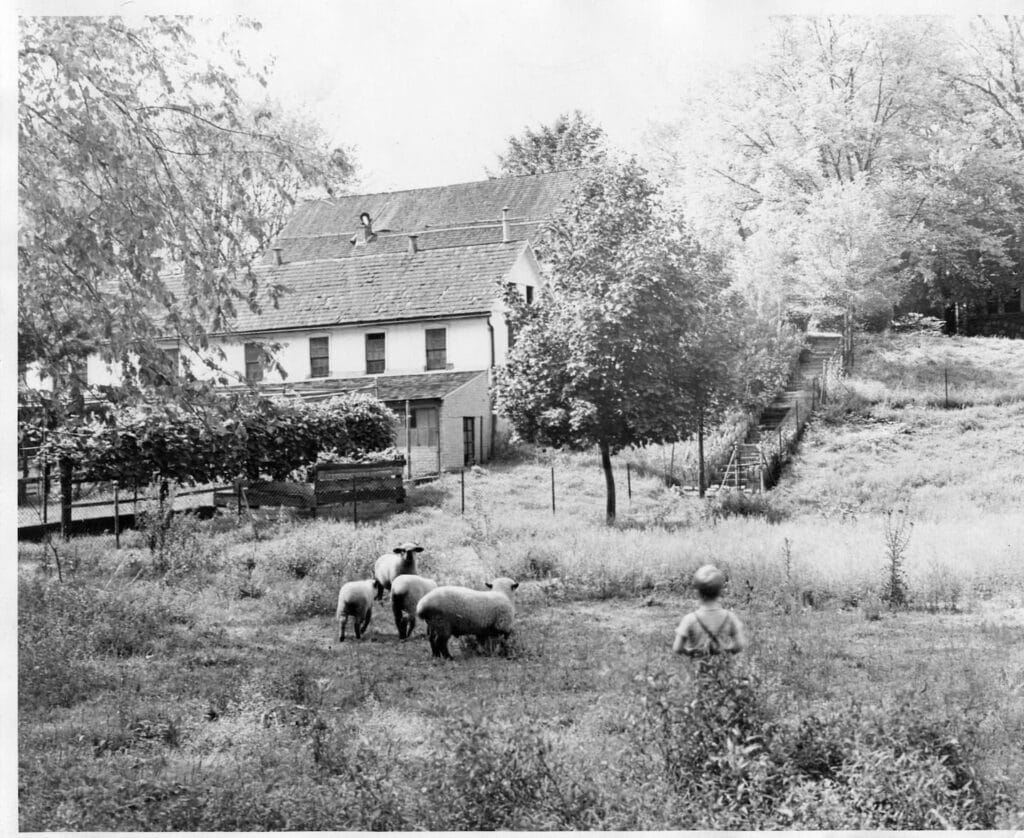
[232,0,769,192]
[11,0,1024,195]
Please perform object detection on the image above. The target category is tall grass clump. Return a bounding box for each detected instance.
[629,662,1006,829]
[18,574,189,709]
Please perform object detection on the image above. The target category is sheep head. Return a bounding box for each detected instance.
[485,577,519,599]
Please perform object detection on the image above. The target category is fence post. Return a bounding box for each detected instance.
[461,468,465,514]
[551,466,556,514]
[114,481,120,549]
[352,477,358,526]
[795,403,800,433]
[236,482,242,519]
[626,462,632,500]
[778,426,783,457]
[944,367,949,408]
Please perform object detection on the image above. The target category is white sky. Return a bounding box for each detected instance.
[9,0,1024,193]
[231,0,769,192]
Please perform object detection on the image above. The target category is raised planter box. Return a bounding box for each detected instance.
[214,458,406,514]
[314,460,406,505]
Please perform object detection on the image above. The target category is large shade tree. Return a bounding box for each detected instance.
[645,15,1024,334]
[495,110,607,176]
[494,161,731,522]
[18,15,353,535]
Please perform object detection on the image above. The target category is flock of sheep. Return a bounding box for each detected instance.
[335,541,519,660]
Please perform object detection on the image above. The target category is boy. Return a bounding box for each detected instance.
[673,564,747,658]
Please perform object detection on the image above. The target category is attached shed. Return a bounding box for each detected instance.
[251,369,493,479]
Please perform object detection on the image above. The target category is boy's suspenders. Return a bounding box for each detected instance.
[694,613,731,654]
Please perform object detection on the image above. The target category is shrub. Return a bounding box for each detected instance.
[710,489,786,523]
[818,384,873,425]
[18,576,187,709]
[881,508,912,607]
[421,711,602,830]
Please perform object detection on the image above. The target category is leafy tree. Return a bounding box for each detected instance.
[18,16,353,536]
[496,110,607,176]
[494,161,730,522]
[645,16,1024,334]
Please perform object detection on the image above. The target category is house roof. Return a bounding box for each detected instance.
[277,169,580,242]
[262,220,545,265]
[237,369,487,403]
[198,240,529,334]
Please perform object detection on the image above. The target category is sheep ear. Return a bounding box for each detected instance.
[512,582,519,590]
[413,546,424,553]
[485,581,493,589]
[393,547,404,554]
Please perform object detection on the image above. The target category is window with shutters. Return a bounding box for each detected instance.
[365,333,385,374]
[156,347,180,386]
[244,343,263,383]
[425,328,447,370]
[309,336,329,378]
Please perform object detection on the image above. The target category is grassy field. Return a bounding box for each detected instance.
[16,331,1024,830]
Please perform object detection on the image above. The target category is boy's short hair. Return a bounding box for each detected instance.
[693,564,726,598]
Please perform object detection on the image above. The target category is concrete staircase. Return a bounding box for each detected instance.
[749,333,842,444]
[718,333,842,493]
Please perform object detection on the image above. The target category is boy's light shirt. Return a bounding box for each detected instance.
[674,602,747,656]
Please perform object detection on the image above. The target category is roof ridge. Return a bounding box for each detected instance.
[278,220,541,242]
[261,239,529,269]
[304,168,587,206]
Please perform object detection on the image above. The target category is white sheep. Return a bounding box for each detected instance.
[336,579,380,641]
[390,574,438,639]
[415,577,519,659]
[372,542,424,600]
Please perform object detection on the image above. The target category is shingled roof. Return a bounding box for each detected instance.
[229,369,486,403]
[213,240,530,334]
[277,169,580,242]
[261,220,545,265]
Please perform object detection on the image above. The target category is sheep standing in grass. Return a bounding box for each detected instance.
[415,577,519,659]
[390,574,438,639]
[372,542,424,601]
[336,579,380,641]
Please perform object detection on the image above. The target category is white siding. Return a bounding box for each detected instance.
[55,245,542,390]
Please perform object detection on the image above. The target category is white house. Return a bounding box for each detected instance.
[74,170,580,475]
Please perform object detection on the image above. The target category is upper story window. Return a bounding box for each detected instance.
[425,328,447,371]
[365,333,385,374]
[244,343,263,383]
[69,356,88,387]
[526,285,534,305]
[309,336,330,378]
[154,347,179,387]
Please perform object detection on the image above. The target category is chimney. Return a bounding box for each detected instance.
[359,211,375,244]
[501,207,511,243]
[407,234,419,255]
[272,246,283,266]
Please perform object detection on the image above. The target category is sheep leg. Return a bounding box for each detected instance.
[339,615,348,642]
[357,608,371,639]
[392,599,406,639]
[435,629,452,660]
[404,614,416,638]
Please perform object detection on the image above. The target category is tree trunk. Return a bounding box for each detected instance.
[697,408,706,499]
[59,457,73,542]
[599,439,616,523]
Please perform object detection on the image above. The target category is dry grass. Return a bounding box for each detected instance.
[16,331,1024,830]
